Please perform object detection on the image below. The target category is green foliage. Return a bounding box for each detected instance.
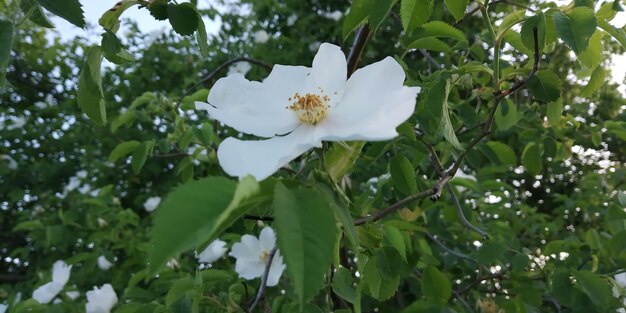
[77,46,106,125]
[552,7,597,54]
[400,0,433,32]
[167,3,199,36]
[0,19,13,89]
[37,0,84,28]
[527,70,562,102]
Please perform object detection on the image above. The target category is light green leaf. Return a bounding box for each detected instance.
[101,31,134,64]
[610,230,626,255]
[485,141,517,166]
[332,267,356,303]
[108,140,141,162]
[148,177,236,273]
[495,98,518,131]
[420,21,468,42]
[407,37,452,53]
[208,175,263,240]
[552,7,597,54]
[166,277,195,307]
[37,0,85,28]
[522,142,543,175]
[390,154,417,195]
[168,3,200,36]
[421,265,452,305]
[572,271,613,310]
[375,246,403,279]
[315,184,359,252]
[342,0,395,39]
[20,0,54,28]
[77,46,107,125]
[384,225,407,261]
[527,70,562,102]
[547,99,563,126]
[579,31,603,69]
[496,10,527,40]
[324,142,365,181]
[503,30,532,55]
[445,0,468,21]
[131,141,155,174]
[273,184,337,306]
[598,18,626,49]
[581,66,607,97]
[99,0,142,32]
[0,19,13,89]
[363,257,400,300]
[400,0,434,31]
[440,79,463,150]
[196,13,209,57]
[521,12,547,52]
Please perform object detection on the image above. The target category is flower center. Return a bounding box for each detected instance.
[287,91,330,125]
[259,250,269,263]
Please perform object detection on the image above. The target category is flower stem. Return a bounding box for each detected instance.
[247,246,278,312]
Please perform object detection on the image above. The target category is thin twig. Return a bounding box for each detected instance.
[354,188,437,225]
[243,215,274,222]
[446,184,490,239]
[248,246,278,312]
[426,232,478,263]
[347,25,371,77]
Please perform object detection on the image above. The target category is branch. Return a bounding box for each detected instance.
[354,188,437,225]
[347,25,371,77]
[426,232,478,263]
[248,246,278,312]
[495,27,541,98]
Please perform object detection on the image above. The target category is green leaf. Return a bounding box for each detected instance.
[420,21,468,42]
[421,265,452,306]
[109,140,141,162]
[521,12,547,52]
[495,98,518,131]
[148,177,237,273]
[20,0,54,28]
[400,0,434,31]
[131,141,155,174]
[610,230,626,255]
[324,142,365,181]
[196,14,209,57]
[376,246,403,279]
[572,270,613,310]
[581,66,607,97]
[503,31,532,55]
[522,142,543,175]
[166,277,195,307]
[99,0,142,32]
[37,0,85,28]
[384,225,407,261]
[77,46,107,125]
[527,70,562,102]
[148,0,169,20]
[598,17,626,49]
[363,257,400,300]
[332,267,356,303]
[550,269,575,305]
[496,10,527,40]
[101,31,134,64]
[0,19,13,89]
[181,88,209,110]
[546,99,563,126]
[440,79,463,150]
[168,3,199,36]
[390,154,417,195]
[578,31,602,69]
[315,184,359,252]
[552,7,597,54]
[273,184,337,306]
[342,0,395,39]
[208,176,264,239]
[407,37,452,53]
[445,0,468,21]
[476,241,506,264]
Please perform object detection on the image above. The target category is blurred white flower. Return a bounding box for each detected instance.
[0,155,17,170]
[143,196,161,212]
[253,30,269,44]
[65,176,81,192]
[166,258,179,269]
[196,43,420,180]
[97,256,114,271]
[97,218,108,227]
[614,272,626,312]
[78,184,92,194]
[287,14,297,26]
[230,227,285,286]
[0,303,7,313]
[227,61,252,76]
[32,260,72,304]
[6,116,26,130]
[198,239,228,263]
[85,284,118,313]
[76,170,88,179]
[66,290,80,300]
[323,10,342,21]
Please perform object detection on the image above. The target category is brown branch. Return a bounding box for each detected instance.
[346,25,371,77]
[354,188,437,225]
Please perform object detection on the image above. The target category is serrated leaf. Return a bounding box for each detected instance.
[579,31,602,69]
[598,18,626,49]
[148,0,168,20]
[342,0,395,39]
[196,14,209,57]
[407,37,452,52]
[400,0,433,31]
[273,184,337,307]
[445,0,468,21]
[495,98,518,131]
[440,79,463,150]
[37,0,84,28]
[109,140,141,162]
[421,266,451,305]
[77,46,107,125]
[384,225,407,261]
[101,31,134,64]
[0,19,13,89]
[521,12,547,52]
[390,154,417,195]
[168,3,199,36]
[420,21,467,42]
[527,70,562,102]
[131,141,154,174]
[166,277,195,307]
[20,0,54,28]
[332,267,356,303]
[553,7,597,54]
[99,0,142,32]
[581,66,607,97]
[376,246,403,279]
[362,257,400,300]
[522,142,543,175]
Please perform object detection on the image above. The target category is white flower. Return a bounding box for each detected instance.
[6,116,26,130]
[614,272,626,312]
[166,258,179,269]
[85,284,118,313]
[97,256,114,271]
[76,170,88,179]
[0,155,17,170]
[198,239,228,263]
[66,290,81,300]
[97,218,108,227]
[253,30,269,44]
[227,61,252,76]
[287,14,298,26]
[0,303,7,313]
[195,43,420,181]
[32,260,72,304]
[322,10,343,21]
[65,176,81,192]
[143,196,161,212]
[78,184,92,194]
[230,227,285,286]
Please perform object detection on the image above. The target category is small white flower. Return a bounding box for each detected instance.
[143,196,161,212]
[253,30,269,44]
[166,258,179,269]
[198,239,228,263]
[32,260,72,304]
[6,116,26,130]
[66,290,81,300]
[614,272,626,312]
[0,155,17,170]
[0,303,7,313]
[97,256,114,271]
[97,218,108,227]
[230,227,285,286]
[196,43,420,181]
[85,284,118,313]
[227,61,252,76]
[287,14,298,26]
[65,176,81,192]
[78,184,92,194]
[322,10,343,21]
[76,170,88,179]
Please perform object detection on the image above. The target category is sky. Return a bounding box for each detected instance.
[48,0,626,93]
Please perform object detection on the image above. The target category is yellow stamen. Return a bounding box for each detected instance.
[287,91,330,125]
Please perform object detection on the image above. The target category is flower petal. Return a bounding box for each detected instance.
[266,251,286,287]
[318,57,420,141]
[197,64,310,137]
[235,259,265,280]
[51,260,71,285]
[217,126,320,181]
[198,239,227,263]
[33,282,63,304]
[231,235,261,260]
[305,43,347,100]
[259,227,276,252]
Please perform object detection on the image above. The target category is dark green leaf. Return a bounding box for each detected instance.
[363,257,400,300]
[407,37,452,53]
[148,0,169,20]
[420,21,468,42]
[581,66,607,97]
[20,0,54,28]
[77,46,107,125]
[552,7,597,54]
[166,277,195,307]
[376,246,403,279]
[0,19,13,89]
[522,142,543,175]
[390,154,417,195]
[527,70,562,102]
[572,270,613,310]
[495,98,518,131]
[400,0,434,31]
[521,12,546,52]
[384,225,407,261]
[421,265,452,305]
[445,0,468,21]
[332,267,356,303]
[168,3,199,36]
[109,140,141,162]
[37,0,84,28]
[131,141,154,174]
[101,31,134,64]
